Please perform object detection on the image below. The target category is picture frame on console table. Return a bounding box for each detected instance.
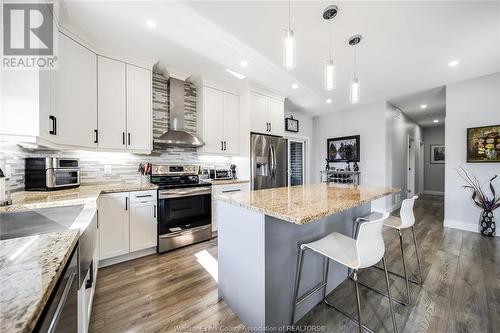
[327,135,360,162]
[467,124,500,163]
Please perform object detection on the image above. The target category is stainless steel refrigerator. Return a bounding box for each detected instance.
[251,133,288,190]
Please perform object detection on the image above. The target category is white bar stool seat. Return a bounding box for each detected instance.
[291,212,398,333]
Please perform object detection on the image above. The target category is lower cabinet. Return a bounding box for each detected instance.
[212,182,250,231]
[99,190,157,262]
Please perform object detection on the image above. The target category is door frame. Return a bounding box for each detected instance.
[285,134,310,185]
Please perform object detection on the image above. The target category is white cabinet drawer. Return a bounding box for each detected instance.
[130,190,157,203]
[213,183,250,196]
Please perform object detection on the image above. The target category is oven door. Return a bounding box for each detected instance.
[47,169,80,188]
[158,187,211,234]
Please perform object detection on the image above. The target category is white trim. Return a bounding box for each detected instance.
[373,201,401,215]
[98,247,157,268]
[444,219,499,237]
[285,134,310,184]
[423,190,444,196]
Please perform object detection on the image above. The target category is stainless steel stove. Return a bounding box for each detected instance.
[150,165,212,253]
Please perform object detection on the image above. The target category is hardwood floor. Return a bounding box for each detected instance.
[89,195,500,333]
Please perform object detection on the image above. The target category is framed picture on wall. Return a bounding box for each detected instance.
[467,125,500,163]
[430,145,445,164]
[327,135,360,162]
[285,116,299,133]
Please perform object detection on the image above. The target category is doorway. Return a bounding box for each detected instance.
[407,137,416,198]
[288,139,305,186]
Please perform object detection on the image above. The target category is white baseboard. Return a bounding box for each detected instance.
[444,218,499,237]
[423,190,444,196]
[99,247,157,268]
[373,202,401,214]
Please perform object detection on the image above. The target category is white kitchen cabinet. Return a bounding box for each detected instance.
[126,64,152,151]
[129,200,157,252]
[197,86,240,155]
[53,33,97,148]
[97,56,127,150]
[98,192,130,260]
[249,91,284,136]
[212,182,250,231]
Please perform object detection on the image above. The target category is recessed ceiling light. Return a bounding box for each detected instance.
[145,19,157,29]
[420,104,427,109]
[225,69,246,80]
[326,98,332,104]
[448,60,459,67]
[291,83,299,89]
[433,119,439,123]
[240,60,248,68]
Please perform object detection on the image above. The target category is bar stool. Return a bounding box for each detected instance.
[291,212,398,333]
[353,196,423,306]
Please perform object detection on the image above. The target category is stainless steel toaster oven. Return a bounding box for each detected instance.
[25,158,80,191]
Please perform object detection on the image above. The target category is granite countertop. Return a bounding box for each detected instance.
[216,183,399,224]
[1,183,158,212]
[203,179,250,186]
[0,230,79,333]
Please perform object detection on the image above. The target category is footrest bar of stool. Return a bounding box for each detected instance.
[296,282,327,306]
[348,275,409,306]
[324,299,375,333]
[372,265,422,285]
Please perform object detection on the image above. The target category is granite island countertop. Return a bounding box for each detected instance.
[1,182,158,213]
[0,231,79,333]
[216,183,399,224]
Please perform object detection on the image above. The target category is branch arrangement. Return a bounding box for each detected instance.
[457,167,500,212]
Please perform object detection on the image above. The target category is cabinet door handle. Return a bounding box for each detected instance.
[269,123,272,132]
[122,132,126,145]
[49,115,57,135]
[128,133,131,146]
[94,129,98,144]
[221,141,224,151]
[125,197,128,210]
[154,205,157,218]
[223,141,227,151]
[222,189,241,193]
[136,194,152,198]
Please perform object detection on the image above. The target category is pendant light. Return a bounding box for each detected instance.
[349,35,362,104]
[283,0,296,70]
[323,5,338,91]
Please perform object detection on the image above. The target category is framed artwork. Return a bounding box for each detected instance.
[327,135,360,162]
[285,116,299,133]
[430,145,445,164]
[467,125,500,163]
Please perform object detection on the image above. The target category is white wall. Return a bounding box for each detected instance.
[284,110,313,184]
[423,126,445,194]
[444,72,500,234]
[312,101,388,210]
[385,103,423,209]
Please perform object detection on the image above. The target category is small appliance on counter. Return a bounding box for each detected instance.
[209,167,233,180]
[25,157,80,191]
[150,164,212,253]
[0,167,11,206]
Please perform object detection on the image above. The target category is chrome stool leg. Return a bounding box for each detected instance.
[399,230,411,305]
[411,226,424,284]
[382,257,399,333]
[353,271,363,333]
[291,247,305,325]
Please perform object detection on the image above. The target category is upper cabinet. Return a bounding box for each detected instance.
[52,33,98,148]
[97,57,152,152]
[126,64,152,151]
[197,86,240,155]
[249,91,284,136]
[97,57,127,150]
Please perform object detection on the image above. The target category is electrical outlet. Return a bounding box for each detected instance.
[104,165,112,175]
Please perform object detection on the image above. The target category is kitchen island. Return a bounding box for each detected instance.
[216,183,397,331]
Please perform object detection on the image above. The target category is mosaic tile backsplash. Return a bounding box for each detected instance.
[0,73,230,193]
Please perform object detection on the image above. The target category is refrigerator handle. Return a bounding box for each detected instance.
[269,144,276,178]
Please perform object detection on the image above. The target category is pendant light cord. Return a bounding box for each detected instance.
[354,44,357,75]
[328,19,332,60]
[288,0,291,30]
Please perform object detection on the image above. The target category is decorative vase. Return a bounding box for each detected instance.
[353,162,359,172]
[480,210,496,236]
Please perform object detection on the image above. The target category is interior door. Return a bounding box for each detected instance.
[126,64,152,151]
[54,33,97,148]
[97,56,126,150]
[408,138,416,198]
[223,92,240,154]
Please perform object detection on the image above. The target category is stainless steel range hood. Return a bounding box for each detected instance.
[157,77,204,147]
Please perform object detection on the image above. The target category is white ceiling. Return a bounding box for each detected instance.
[61,1,500,116]
[389,87,446,128]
